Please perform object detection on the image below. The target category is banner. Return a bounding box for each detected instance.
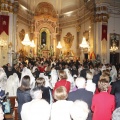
[0,15,9,35]
[102,24,107,41]
[90,51,96,60]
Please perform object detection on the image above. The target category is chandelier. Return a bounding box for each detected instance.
[110,41,118,52]
[30,40,35,48]
[21,33,31,46]
[56,41,62,49]
[79,37,89,48]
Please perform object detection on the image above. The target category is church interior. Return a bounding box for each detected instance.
[0,0,120,120]
[0,0,120,66]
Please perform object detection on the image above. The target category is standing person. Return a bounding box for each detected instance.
[50,66,58,88]
[64,68,75,92]
[111,73,120,95]
[68,77,93,109]
[80,64,89,80]
[53,70,70,94]
[20,67,35,89]
[0,67,7,91]
[110,65,117,83]
[86,72,96,94]
[35,77,52,104]
[68,77,93,120]
[0,105,4,120]
[91,79,115,120]
[112,107,120,120]
[51,86,73,120]
[70,100,89,120]
[17,75,32,120]
[21,87,50,120]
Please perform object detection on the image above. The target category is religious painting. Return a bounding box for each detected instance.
[64,32,74,49]
[110,33,120,48]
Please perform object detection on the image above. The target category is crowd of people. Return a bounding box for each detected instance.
[0,57,120,120]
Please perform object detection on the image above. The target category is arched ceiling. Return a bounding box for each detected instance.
[19,0,84,14]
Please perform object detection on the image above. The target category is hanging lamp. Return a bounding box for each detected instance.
[56,41,62,49]
[21,33,31,46]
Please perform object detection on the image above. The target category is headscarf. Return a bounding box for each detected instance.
[21,67,35,89]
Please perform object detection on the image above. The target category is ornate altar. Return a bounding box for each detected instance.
[34,2,58,57]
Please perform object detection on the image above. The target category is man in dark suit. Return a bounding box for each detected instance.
[111,73,120,95]
[68,77,93,108]
[115,92,120,108]
[68,77,93,120]
[92,69,101,87]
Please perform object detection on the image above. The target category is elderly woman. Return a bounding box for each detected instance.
[112,107,120,120]
[17,75,32,120]
[51,86,73,120]
[70,100,89,120]
[91,79,115,120]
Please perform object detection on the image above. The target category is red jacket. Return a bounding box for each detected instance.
[53,79,70,94]
[91,92,115,120]
[38,66,45,72]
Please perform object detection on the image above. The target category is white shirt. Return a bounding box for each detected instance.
[86,80,96,94]
[51,100,73,120]
[21,99,50,120]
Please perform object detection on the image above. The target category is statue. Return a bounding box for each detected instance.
[64,32,74,56]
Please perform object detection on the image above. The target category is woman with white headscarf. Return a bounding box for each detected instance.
[20,67,35,89]
[0,67,7,90]
[5,73,19,96]
[64,68,75,92]
[110,65,117,83]
[50,66,58,89]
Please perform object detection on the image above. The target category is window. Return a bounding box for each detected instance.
[41,31,46,45]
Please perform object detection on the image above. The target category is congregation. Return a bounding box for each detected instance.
[0,57,120,120]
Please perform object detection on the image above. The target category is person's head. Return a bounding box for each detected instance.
[53,86,68,100]
[100,74,109,82]
[102,70,110,76]
[0,104,4,120]
[30,87,43,99]
[98,79,109,92]
[86,72,93,80]
[70,100,89,120]
[21,75,30,89]
[112,107,120,120]
[35,77,45,87]
[75,77,86,89]
[58,70,67,80]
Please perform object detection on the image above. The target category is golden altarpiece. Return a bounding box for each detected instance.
[33,2,58,57]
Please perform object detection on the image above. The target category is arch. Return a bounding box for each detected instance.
[35,2,57,18]
[36,23,55,34]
